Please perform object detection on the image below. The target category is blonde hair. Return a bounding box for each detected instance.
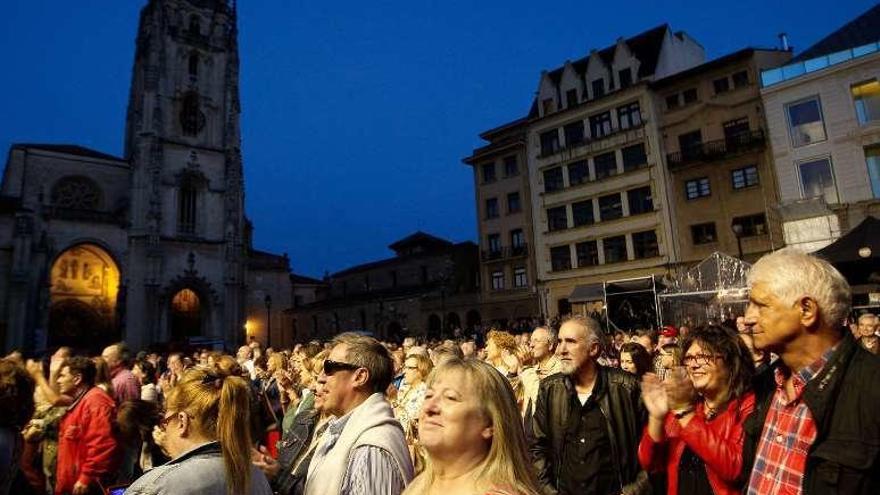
[404,359,542,495]
[748,248,851,328]
[165,367,253,495]
[267,353,286,374]
[404,353,433,383]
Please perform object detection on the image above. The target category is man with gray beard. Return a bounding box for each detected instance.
[530,316,649,495]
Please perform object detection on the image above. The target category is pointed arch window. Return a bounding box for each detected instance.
[178,182,198,235]
[188,53,199,79]
[188,15,201,36]
[180,91,205,136]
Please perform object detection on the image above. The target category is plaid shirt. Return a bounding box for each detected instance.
[746,345,836,495]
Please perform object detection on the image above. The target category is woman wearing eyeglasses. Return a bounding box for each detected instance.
[393,354,433,440]
[403,359,542,495]
[125,367,272,495]
[638,325,756,495]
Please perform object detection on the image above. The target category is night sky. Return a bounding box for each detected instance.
[1,1,875,277]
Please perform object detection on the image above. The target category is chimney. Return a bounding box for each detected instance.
[779,33,790,51]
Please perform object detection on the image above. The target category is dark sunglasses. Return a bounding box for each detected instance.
[323,359,361,375]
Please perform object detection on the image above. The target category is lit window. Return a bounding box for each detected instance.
[786,97,826,147]
[491,271,505,291]
[852,80,880,124]
[513,267,527,288]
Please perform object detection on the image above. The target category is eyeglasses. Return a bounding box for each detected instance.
[323,359,361,375]
[682,354,720,367]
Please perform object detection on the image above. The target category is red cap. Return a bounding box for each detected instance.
[660,325,678,338]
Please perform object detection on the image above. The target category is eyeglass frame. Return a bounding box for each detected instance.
[158,411,184,431]
[323,359,362,376]
[682,353,721,367]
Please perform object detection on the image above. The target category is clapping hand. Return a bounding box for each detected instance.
[251,445,281,480]
[664,366,696,411]
[641,373,669,420]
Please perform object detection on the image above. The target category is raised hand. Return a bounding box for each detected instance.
[664,367,696,411]
[641,373,669,420]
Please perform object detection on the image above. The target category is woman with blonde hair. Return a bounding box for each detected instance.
[404,359,542,495]
[394,353,433,441]
[125,367,272,494]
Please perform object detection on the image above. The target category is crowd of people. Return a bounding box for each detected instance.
[0,248,878,495]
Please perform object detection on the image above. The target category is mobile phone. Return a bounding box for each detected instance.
[106,483,130,495]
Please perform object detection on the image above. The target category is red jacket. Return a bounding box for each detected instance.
[55,387,119,495]
[638,393,755,495]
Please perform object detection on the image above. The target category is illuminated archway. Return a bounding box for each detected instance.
[48,244,120,350]
[170,288,202,341]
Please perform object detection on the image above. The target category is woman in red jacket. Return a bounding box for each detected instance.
[638,325,755,495]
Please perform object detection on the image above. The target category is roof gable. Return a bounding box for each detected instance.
[792,4,880,62]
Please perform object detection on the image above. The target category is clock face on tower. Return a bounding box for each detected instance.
[180,91,206,136]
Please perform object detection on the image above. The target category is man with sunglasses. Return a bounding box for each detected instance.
[742,249,880,495]
[304,333,413,495]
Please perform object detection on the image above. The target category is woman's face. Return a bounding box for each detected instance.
[619,352,636,375]
[403,358,421,386]
[419,370,491,460]
[684,342,729,397]
[486,339,500,361]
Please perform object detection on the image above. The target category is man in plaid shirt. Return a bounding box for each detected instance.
[741,249,880,495]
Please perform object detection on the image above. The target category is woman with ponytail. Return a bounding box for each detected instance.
[126,367,272,495]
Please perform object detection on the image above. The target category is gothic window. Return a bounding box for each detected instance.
[178,183,197,235]
[180,91,205,136]
[188,53,199,78]
[188,15,201,36]
[51,176,102,210]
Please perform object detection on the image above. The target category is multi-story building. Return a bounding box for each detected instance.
[291,232,480,342]
[525,25,704,318]
[760,4,880,252]
[653,48,792,263]
[463,118,540,325]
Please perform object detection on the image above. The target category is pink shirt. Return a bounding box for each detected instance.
[111,367,141,404]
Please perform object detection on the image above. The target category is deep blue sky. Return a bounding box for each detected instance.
[1,1,875,277]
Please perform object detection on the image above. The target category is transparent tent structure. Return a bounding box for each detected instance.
[658,252,751,327]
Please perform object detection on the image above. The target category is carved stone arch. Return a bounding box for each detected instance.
[160,268,220,342]
[50,175,103,210]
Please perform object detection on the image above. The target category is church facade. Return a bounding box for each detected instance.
[0,0,290,354]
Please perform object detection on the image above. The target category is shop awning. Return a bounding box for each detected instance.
[569,283,604,303]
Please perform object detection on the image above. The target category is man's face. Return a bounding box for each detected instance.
[556,321,597,375]
[237,346,251,361]
[744,281,804,352]
[529,328,553,361]
[101,345,120,370]
[319,344,363,417]
[56,366,80,395]
[858,315,878,338]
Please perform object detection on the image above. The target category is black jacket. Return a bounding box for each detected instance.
[530,366,650,495]
[741,333,880,495]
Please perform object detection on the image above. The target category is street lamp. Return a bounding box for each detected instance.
[264,294,272,349]
[731,222,744,260]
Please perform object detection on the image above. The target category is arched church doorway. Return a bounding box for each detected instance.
[170,288,202,341]
[48,244,120,353]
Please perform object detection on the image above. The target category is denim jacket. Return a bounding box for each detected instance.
[125,441,273,495]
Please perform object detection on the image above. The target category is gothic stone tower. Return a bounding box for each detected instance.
[123,0,246,349]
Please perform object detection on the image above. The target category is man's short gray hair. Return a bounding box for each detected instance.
[748,248,851,329]
[332,332,394,393]
[559,315,603,344]
[532,326,558,346]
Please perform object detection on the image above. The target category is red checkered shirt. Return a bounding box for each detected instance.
[746,346,836,495]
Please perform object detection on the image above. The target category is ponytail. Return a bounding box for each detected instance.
[218,374,252,495]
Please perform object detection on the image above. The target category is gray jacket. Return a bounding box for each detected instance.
[125,441,272,495]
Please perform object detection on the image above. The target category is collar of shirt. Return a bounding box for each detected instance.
[773,342,839,400]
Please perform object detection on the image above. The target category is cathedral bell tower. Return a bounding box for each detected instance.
[123,0,246,348]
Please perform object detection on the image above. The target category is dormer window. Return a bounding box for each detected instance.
[591,78,605,99]
[566,89,579,108]
[542,98,555,115]
[618,68,633,89]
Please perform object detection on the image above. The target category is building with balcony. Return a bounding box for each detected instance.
[653,48,792,264]
[290,232,480,342]
[525,25,704,318]
[463,119,540,325]
[760,4,880,252]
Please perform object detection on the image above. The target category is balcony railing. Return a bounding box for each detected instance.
[666,130,765,169]
[538,120,648,159]
[481,244,529,262]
